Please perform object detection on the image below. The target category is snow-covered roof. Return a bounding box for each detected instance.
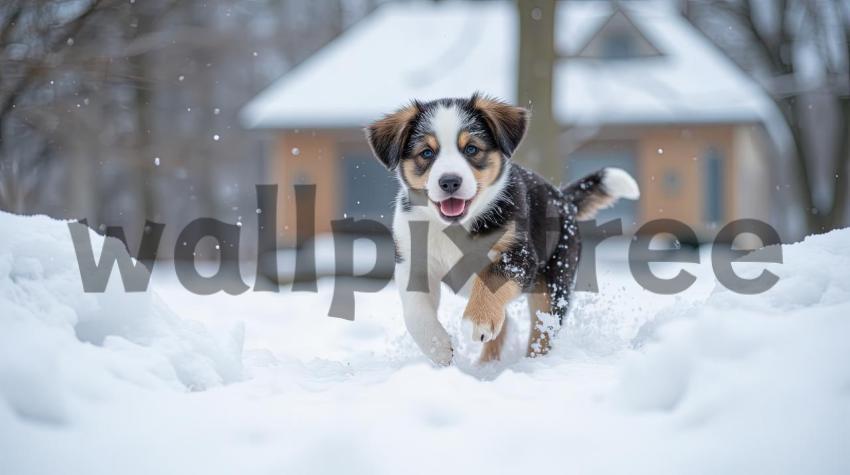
[241,0,778,129]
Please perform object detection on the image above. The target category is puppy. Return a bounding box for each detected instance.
[366,93,639,365]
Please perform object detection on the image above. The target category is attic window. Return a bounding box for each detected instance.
[602,31,636,59]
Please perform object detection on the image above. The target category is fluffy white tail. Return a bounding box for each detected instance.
[562,167,640,221]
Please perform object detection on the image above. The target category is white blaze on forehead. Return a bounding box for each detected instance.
[431,104,464,146]
[425,104,477,202]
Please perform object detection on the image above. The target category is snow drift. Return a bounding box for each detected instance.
[1,210,848,474]
[0,212,243,425]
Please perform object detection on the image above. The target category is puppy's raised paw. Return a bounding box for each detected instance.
[462,315,503,343]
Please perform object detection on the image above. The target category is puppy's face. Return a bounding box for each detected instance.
[367,94,528,223]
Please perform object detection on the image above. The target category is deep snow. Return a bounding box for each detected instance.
[1,211,848,474]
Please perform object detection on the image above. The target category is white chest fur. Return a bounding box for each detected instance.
[393,200,474,297]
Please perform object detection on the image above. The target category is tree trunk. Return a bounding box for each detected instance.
[826,97,850,230]
[131,57,156,224]
[786,95,850,234]
[515,0,559,183]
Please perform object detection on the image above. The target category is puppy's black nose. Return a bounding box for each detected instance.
[439,174,462,194]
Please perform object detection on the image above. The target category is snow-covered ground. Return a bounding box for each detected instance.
[1,211,848,474]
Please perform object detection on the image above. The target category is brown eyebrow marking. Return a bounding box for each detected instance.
[458,130,487,151]
[458,131,471,148]
[424,134,439,151]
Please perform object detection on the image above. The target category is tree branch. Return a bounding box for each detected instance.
[0,0,105,123]
[0,1,24,47]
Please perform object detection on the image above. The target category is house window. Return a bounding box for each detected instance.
[703,148,725,224]
[340,151,397,228]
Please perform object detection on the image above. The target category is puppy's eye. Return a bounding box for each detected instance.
[421,149,435,159]
[464,145,479,156]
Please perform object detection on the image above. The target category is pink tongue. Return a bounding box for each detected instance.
[440,198,466,217]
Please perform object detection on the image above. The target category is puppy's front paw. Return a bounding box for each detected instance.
[426,336,453,366]
[463,314,504,343]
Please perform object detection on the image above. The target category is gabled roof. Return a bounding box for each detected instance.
[572,6,662,59]
[241,0,779,130]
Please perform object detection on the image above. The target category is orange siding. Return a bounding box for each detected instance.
[637,126,736,235]
[274,132,339,244]
[270,125,751,244]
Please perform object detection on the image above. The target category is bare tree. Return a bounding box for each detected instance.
[0,0,375,258]
[0,0,109,211]
[688,0,850,234]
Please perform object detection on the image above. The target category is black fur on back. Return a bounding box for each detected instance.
[466,163,582,324]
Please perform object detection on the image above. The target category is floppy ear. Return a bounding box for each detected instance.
[471,93,529,157]
[365,102,420,170]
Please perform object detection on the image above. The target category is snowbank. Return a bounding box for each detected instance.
[0,212,243,425]
[617,229,850,473]
[1,210,848,474]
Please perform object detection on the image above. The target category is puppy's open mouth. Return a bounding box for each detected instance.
[435,197,472,220]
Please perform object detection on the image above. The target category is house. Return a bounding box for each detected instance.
[241,0,783,245]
